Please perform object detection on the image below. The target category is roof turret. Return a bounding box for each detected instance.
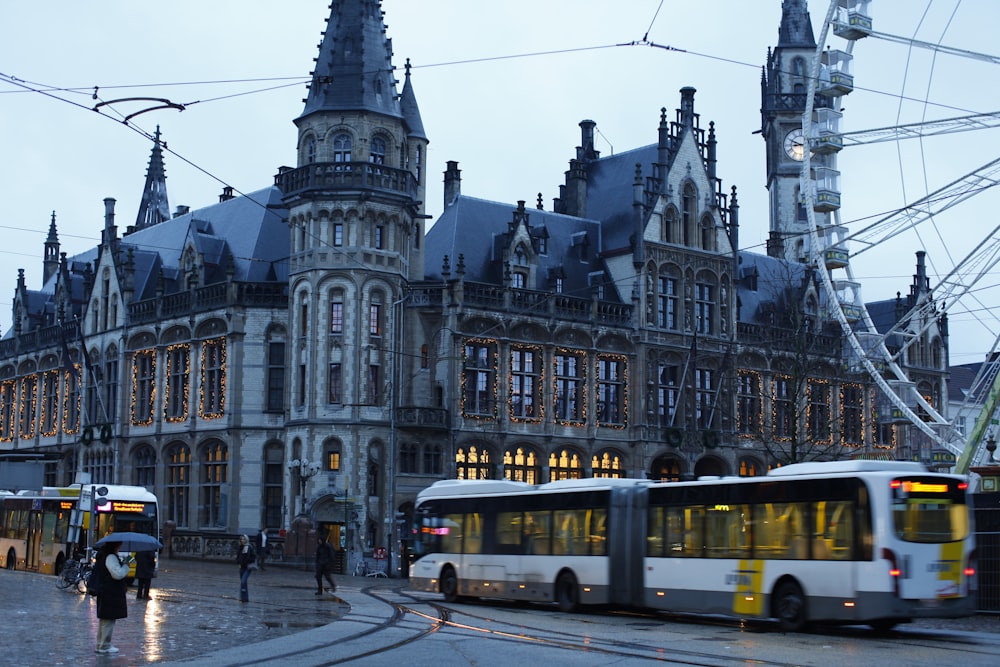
[299,0,403,122]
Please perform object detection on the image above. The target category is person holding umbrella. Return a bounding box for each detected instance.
[92,539,132,655]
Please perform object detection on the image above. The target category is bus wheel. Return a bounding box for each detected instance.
[5,549,15,570]
[555,572,579,613]
[441,566,459,603]
[773,581,807,632]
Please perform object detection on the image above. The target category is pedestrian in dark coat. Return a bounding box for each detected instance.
[314,536,337,595]
[135,549,156,600]
[236,534,256,602]
[94,540,131,655]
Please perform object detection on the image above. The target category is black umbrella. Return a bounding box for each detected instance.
[95,532,163,552]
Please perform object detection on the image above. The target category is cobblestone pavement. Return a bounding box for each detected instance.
[0,557,369,666]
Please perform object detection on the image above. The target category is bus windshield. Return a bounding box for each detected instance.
[891,476,969,543]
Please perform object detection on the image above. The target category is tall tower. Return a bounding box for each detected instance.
[43,211,60,284]
[761,0,816,262]
[276,0,428,547]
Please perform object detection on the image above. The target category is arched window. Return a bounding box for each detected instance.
[370,136,387,165]
[650,455,682,482]
[333,133,352,168]
[133,445,156,487]
[592,450,624,478]
[303,135,317,164]
[548,448,583,481]
[166,443,191,527]
[700,214,715,251]
[200,440,228,528]
[324,441,341,471]
[738,457,763,477]
[456,445,492,480]
[503,446,540,484]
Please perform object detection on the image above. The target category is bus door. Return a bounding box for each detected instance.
[25,503,43,571]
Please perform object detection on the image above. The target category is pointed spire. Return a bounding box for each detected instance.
[300,0,403,122]
[43,211,60,284]
[135,126,171,230]
[777,0,816,48]
[399,58,426,140]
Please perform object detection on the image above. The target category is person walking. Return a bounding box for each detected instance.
[314,535,337,595]
[236,534,256,603]
[93,540,132,655]
[255,528,270,570]
[134,549,156,600]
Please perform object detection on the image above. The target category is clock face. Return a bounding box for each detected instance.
[783,129,805,161]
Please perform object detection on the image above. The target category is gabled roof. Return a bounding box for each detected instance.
[425,195,605,299]
[585,144,657,253]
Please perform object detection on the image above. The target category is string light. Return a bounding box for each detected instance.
[839,382,863,448]
[62,364,81,435]
[0,379,14,441]
[199,337,226,419]
[40,370,60,437]
[130,349,157,426]
[737,369,762,439]
[19,375,37,439]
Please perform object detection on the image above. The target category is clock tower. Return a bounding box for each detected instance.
[761,0,816,262]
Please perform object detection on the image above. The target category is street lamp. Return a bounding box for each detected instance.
[288,458,322,516]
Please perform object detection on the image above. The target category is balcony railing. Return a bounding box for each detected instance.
[276,162,417,200]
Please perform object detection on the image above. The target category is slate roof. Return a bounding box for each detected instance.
[425,195,605,299]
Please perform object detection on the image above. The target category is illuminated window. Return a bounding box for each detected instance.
[1,379,16,441]
[456,445,492,480]
[19,374,37,438]
[548,449,583,481]
[503,446,540,484]
[592,450,624,478]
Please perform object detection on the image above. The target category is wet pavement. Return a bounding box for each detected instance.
[0,557,400,666]
[2,558,996,666]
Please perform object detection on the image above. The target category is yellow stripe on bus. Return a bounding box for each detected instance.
[732,560,765,616]
[938,541,963,598]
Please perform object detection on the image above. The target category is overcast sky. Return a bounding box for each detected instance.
[1,1,997,363]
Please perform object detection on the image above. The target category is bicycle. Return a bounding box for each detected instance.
[56,558,93,593]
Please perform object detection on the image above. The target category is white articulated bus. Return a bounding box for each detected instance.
[409,461,976,631]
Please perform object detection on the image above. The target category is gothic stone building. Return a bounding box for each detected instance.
[0,0,945,568]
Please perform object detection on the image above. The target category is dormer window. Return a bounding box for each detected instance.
[511,272,526,289]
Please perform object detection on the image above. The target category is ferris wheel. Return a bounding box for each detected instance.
[800,0,1000,472]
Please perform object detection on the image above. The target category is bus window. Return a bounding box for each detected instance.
[524,510,551,555]
[496,511,523,554]
[554,509,585,555]
[668,506,704,557]
[441,513,464,553]
[813,500,853,560]
[465,512,483,554]
[589,508,607,556]
[705,503,750,558]
[647,506,666,557]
